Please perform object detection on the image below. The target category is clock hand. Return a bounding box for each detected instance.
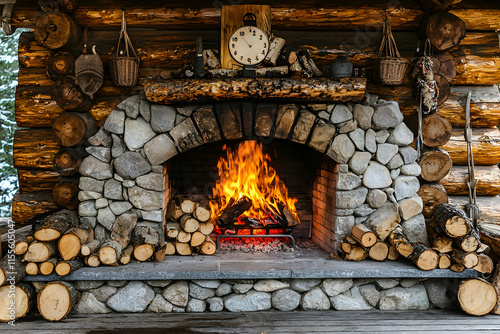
[240,35,252,48]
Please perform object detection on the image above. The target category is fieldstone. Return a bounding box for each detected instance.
[364,203,400,240]
[136,173,163,192]
[80,216,97,228]
[376,143,399,165]
[91,285,117,303]
[216,283,232,296]
[147,294,173,313]
[144,134,177,165]
[338,164,349,173]
[124,117,156,151]
[423,279,458,309]
[189,282,215,300]
[308,103,327,112]
[79,177,105,193]
[359,284,380,307]
[141,210,163,222]
[79,200,97,217]
[399,146,419,164]
[391,169,400,181]
[114,173,124,182]
[334,216,356,242]
[88,128,112,147]
[150,104,176,133]
[301,287,330,311]
[107,281,155,312]
[104,179,123,200]
[224,291,271,312]
[291,110,316,144]
[109,201,133,216]
[123,180,135,188]
[387,153,404,170]
[394,176,420,201]
[111,134,126,158]
[401,163,422,176]
[74,280,105,290]
[169,118,203,152]
[139,98,151,122]
[308,121,336,152]
[367,189,387,208]
[388,122,414,146]
[354,204,376,217]
[151,165,163,174]
[75,292,111,314]
[400,279,422,288]
[207,297,224,312]
[363,162,392,189]
[114,151,152,180]
[232,283,253,294]
[398,196,423,221]
[186,299,206,312]
[337,172,362,191]
[177,105,196,117]
[330,104,353,124]
[401,214,429,245]
[327,134,355,164]
[254,280,290,292]
[337,209,355,215]
[348,128,365,151]
[128,186,162,211]
[349,151,372,175]
[375,130,390,144]
[376,279,400,290]
[163,281,189,307]
[365,128,377,153]
[336,187,368,209]
[172,306,185,313]
[118,95,141,118]
[321,279,353,297]
[338,119,358,133]
[255,104,277,138]
[80,156,113,180]
[97,207,115,230]
[330,286,374,310]
[353,104,375,130]
[273,105,298,139]
[379,285,429,310]
[86,146,111,163]
[272,289,301,311]
[95,198,108,209]
[147,280,172,288]
[94,224,109,240]
[78,191,102,201]
[192,280,221,289]
[372,101,403,130]
[103,109,125,134]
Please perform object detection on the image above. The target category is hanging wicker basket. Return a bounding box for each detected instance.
[109,9,139,87]
[373,18,408,86]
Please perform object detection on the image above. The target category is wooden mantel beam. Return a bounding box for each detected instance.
[144,78,366,104]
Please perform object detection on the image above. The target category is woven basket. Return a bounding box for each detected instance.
[109,9,139,87]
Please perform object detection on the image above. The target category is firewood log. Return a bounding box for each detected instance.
[165,241,176,255]
[457,279,497,316]
[426,220,454,253]
[14,235,30,255]
[166,202,183,220]
[255,66,289,78]
[175,242,192,256]
[80,239,101,257]
[166,222,181,239]
[132,226,159,262]
[364,203,400,241]
[176,196,196,214]
[52,112,97,147]
[34,12,82,50]
[492,263,500,314]
[368,241,389,261]
[217,196,252,227]
[341,235,357,254]
[438,253,451,269]
[52,180,80,210]
[451,250,478,269]
[180,215,200,233]
[479,223,500,262]
[98,240,123,266]
[38,0,79,15]
[203,49,220,69]
[197,222,214,235]
[351,224,377,247]
[119,244,134,265]
[34,209,79,242]
[430,203,472,238]
[85,254,100,267]
[425,11,466,51]
[199,236,216,255]
[453,233,480,252]
[387,245,400,260]
[110,213,138,249]
[421,114,452,148]
[193,205,211,223]
[264,36,286,66]
[54,148,82,177]
[418,183,449,218]
[37,281,79,321]
[344,245,368,261]
[387,225,413,258]
[55,258,83,276]
[289,59,303,77]
[46,51,75,80]
[450,263,465,272]
[52,76,94,112]
[190,231,206,248]
[25,262,39,275]
[0,255,25,287]
[435,74,451,106]
[0,283,34,321]
[24,241,57,262]
[408,243,439,271]
[154,243,167,263]
[58,225,93,261]
[418,148,453,182]
[39,257,57,275]
[473,254,494,274]
[176,230,191,243]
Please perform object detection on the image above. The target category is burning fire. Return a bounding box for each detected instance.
[210,141,300,227]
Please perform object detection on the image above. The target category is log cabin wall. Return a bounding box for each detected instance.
[10,0,500,226]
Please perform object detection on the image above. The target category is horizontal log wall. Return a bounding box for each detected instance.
[10,0,500,225]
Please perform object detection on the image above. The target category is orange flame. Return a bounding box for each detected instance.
[210,141,300,225]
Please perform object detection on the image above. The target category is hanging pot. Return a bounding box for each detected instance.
[329,54,353,78]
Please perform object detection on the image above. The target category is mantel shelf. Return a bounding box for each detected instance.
[144,77,366,104]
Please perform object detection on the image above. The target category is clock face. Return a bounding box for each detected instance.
[229,26,269,66]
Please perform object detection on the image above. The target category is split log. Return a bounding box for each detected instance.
[351,224,377,248]
[193,205,211,223]
[55,258,83,276]
[14,235,30,255]
[264,36,286,66]
[478,223,500,261]
[54,148,83,177]
[52,180,79,210]
[175,242,192,256]
[217,196,252,227]
[166,202,184,220]
[442,128,500,166]
[440,165,500,197]
[34,12,82,50]
[368,241,389,261]
[427,229,454,254]
[0,283,34,322]
[450,263,465,272]
[25,262,38,275]
[132,226,160,262]
[425,11,466,51]
[165,241,176,256]
[417,183,449,218]
[198,222,214,235]
[364,203,400,241]
[203,49,220,69]
[458,279,497,316]
[341,235,357,254]
[438,253,451,269]
[166,222,181,239]
[453,233,480,253]
[37,281,79,321]
[199,236,216,255]
[430,203,472,238]
[421,114,452,148]
[289,59,303,77]
[190,231,206,248]
[176,230,191,243]
[119,244,134,265]
[34,209,79,242]
[144,78,367,104]
[473,254,493,275]
[85,254,100,267]
[0,255,25,286]
[46,51,75,80]
[451,250,478,269]
[492,264,500,314]
[418,148,453,182]
[154,243,167,263]
[58,225,93,261]
[176,196,197,214]
[38,0,79,14]
[39,257,57,275]
[408,243,439,271]
[110,213,138,249]
[80,239,101,257]
[255,66,289,78]
[387,245,400,261]
[24,241,56,262]
[180,215,200,233]
[98,240,123,266]
[52,112,98,147]
[344,245,368,261]
[387,225,413,258]
[13,129,60,170]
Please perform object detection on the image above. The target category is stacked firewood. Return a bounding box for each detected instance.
[165,196,216,256]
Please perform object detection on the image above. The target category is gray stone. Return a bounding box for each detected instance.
[169,118,203,152]
[399,146,419,164]
[122,180,135,188]
[391,168,401,180]
[144,134,177,165]
[367,189,387,208]
[327,134,355,164]
[78,191,102,201]
[106,281,155,312]
[207,297,224,312]
[175,114,187,126]
[376,279,400,290]
[80,216,97,228]
[379,285,429,310]
[177,105,196,117]
[337,209,355,215]
[423,279,458,309]
[308,103,327,112]
[330,104,353,124]
[401,214,429,245]
[216,283,232,296]
[79,177,105,193]
[355,216,367,224]
[75,292,111,314]
[321,279,353,297]
[124,117,156,151]
[348,128,365,151]
[118,95,141,119]
[189,282,215,300]
[104,179,123,200]
[139,98,151,122]
[388,122,414,146]
[163,281,189,307]
[363,162,392,189]
[353,104,374,130]
[254,280,289,292]
[192,280,221,289]
[401,163,422,176]
[136,173,163,191]
[74,280,105,290]
[151,165,163,174]
[336,187,368,209]
[338,164,349,173]
[376,143,399,165]
[114,173,124,182]
[80,156,113,180]
[372,101,404,130]
[308,121,336,152]
[103,109,125,134]
[349,151,372,175]
[147,294,173,313]
[354,204,376,217]
[232,283,253,294]
[97,207,115,230]
[375,130,390,144]
[172,306,185,313]
[338,119,358,134]
[186,298,206,312]
[393,176,420,201]
[337,172,362,191]
[224,291,271,312]
[318,110,330,121]
[150,104,176,133]
[141,210,163,223]
[301,287,330,311]
[88,128,112,147]
[109,201,133,216]
[114,151,152,180]
[111,134,126,158]
[359,284,380,307]
[363,93,379,106]
[330,286,374,310]
[271,289,301,311]
[387,153,404,170]
[79,200,97,217]
[365,128,377,153]
[147,280,172,288]
[128,186,162,211]
[334,216,355,243]
[94,224,109,240]
[95,198,108,209]
[91,285,117,303]
[400,278,422,288]
[86,146,111,163]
